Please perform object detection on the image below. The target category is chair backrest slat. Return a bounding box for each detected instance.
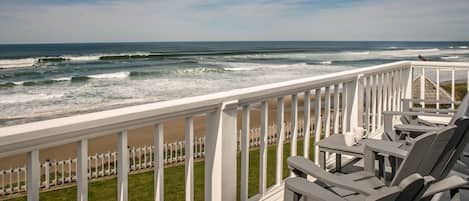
[391,132,437,186]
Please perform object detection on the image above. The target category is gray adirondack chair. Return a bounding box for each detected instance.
[284,173,461,201]
[384,93,469,141]
[288,118,469,201]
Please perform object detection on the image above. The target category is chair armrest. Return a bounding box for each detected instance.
[402,98,460,105]
[363,140,408,159]
[409,108,458,114]
[285,177,346,201]
[287,156,377,195]
[383,111,453,118]
[394,124,440,134]
[384,111,451,141]
[421,176,468,199]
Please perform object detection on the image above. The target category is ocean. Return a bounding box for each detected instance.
[1,41,469,126]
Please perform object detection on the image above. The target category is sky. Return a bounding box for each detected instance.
[0,0,469,43]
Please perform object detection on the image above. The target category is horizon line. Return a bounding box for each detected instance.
[1,40,469,45]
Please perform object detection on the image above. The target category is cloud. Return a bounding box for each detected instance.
[0,0,468,43]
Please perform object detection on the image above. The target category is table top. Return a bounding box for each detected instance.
[317,134,402,157]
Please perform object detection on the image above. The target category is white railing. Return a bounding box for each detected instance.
[0,61,468,201]
[0,121,307,197]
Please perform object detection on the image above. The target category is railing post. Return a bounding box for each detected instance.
[185,117,194,201]
[27,150,40,201]
[154,124,164,201]
[205,101,238,201]
[117,131,128,201]
[348,74,364,131]
[77,139,88,201]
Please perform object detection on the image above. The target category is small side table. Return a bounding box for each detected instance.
[317,135,401,173]
[317,135,365,172]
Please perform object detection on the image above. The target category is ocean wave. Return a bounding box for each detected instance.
[0,58,36,69]
[203,61,311,70]
[460,46,468,49]
[346,51,370,55]
[88,72,130,79]
[320,60,333,65]
[441,56,460,60]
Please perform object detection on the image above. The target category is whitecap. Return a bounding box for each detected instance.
[88,72,130,79]
[224,67,257,71]
[0,58,37,69]
[346,51,370,55]
[66,55,101,62]
[459,46,468,49]
[320,60,332,65]
[441,56,460,60]
[52,77,72,81]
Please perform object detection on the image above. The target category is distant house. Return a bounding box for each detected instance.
[412,75,452,101]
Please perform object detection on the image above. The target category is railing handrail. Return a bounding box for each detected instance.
[412,61,469,68]
[3,60,468,157]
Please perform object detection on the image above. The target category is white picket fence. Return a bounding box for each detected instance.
[0,120,306,197]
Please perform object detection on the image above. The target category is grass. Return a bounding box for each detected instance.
[6,139,313,201]
[441,83,467,101]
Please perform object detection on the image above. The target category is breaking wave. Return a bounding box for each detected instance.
[441,56,460,60]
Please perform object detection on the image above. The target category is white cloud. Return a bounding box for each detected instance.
[0,0,468,43]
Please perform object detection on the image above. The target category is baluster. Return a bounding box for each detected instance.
[420,68,425,107]
[275,97,285,185]
[8,169,12,194]
[383,72,389,113]
[107,152,111,175]
[333,84,340,134]
[341,83,348,133]
[451,68,455,109]
[259,101,268,194]
[303,91,311,159]
[290,94,298,157]
[365,76,372,132]
[154,123,164,201]
[94,154,98,178]
[77,139,88,201]
[67,159,72,182]
[117,131,129,201]
[100,154,104,176]
[377,74,383,127]
[241,105,250,201]
[314,88,322,164]
[324,86,331,138]
[27,150,40,201]
[44,161,50,189]
[436,68,440,110]
[185,117,194,201]
[54,160,58,184]
[16,168,20,192]
[22,167,27,191]
[143,146,147,169]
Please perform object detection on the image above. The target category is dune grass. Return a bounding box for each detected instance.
[6,139,312,201]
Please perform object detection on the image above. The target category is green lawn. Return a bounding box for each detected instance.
[7,139,313,201]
